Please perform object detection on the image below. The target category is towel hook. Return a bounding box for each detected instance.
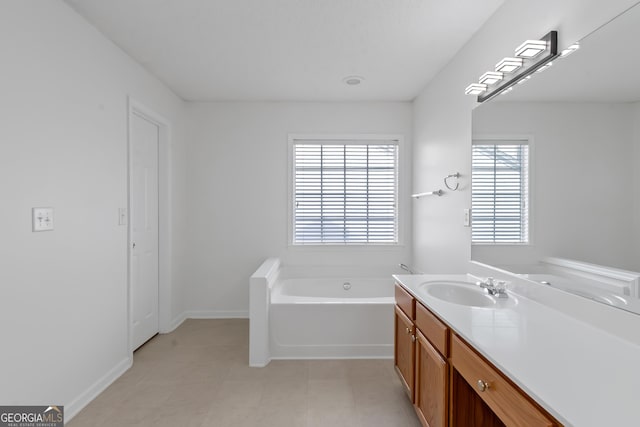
[444,172,460,191]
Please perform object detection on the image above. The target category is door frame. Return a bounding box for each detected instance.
[127,97,172,354]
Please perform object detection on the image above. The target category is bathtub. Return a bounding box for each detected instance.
[249,259,395,366]
[518,273,633,308]
[272,277,393,302]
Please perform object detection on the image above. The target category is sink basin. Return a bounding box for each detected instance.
[419,281,515,308]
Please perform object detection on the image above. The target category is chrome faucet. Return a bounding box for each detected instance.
[476,277,509,298]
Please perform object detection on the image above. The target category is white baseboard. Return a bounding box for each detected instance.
[162,312,188,334]
[271,355,394,360]
[161,310,247,333]
[184,310,249,319]
[65,356,132,422]
[270,344,393,360]
[160,310,249,334]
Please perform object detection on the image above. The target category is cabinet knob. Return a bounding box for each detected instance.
[405,327,413,334]
[477,380,489,392]
[411,335,416,343]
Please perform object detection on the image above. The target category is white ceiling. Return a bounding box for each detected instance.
[496,3,640,103]
[64,0,504,102]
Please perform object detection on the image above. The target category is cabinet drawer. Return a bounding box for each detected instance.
[395,283,415,319]
[415,302,449,357]
[451,334,556,427]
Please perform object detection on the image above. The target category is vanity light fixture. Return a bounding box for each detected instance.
[465,83,487,95]
[495,57,524,73]
[465,31,558,103]
[515,39,548,58]
[479,71,504,85]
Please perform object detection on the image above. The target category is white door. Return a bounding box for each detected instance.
[130,112,160,350]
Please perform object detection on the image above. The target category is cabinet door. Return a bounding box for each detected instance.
[394,305,415,399]
[415,330,448,427]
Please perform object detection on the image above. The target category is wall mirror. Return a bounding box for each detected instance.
[471,3,640,314]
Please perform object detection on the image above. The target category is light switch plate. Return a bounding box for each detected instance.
[463,209,471,227]
[33,207,54,231]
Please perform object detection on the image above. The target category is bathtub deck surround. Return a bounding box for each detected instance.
[250,258,396,366]
[249,257,281,367]
[393,273,640,426]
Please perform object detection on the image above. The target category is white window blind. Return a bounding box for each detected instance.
[472,141,529,244]
[293,140,398,245]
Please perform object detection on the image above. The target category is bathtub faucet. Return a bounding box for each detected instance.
[399,263,420,274]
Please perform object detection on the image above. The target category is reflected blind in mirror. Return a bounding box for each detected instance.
[293,140,398,244]
[472,140,529,244]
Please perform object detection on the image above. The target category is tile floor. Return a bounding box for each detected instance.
[68,319,420,427]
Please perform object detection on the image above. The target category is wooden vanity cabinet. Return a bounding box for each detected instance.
[394,283,561,427]
[395,284,449,427]
[394,285,415,398]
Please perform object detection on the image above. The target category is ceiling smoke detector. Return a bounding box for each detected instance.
[343,76,364,86]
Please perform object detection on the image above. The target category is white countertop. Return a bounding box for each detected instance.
[393,273,640,427]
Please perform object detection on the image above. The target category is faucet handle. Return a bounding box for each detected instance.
[477,277,495,288]
[494,280,509,298]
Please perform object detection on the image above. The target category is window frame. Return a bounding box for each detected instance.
[288,134,404,247]
[471,135,534,246]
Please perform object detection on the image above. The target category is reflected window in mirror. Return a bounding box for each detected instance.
[471,138,530,244]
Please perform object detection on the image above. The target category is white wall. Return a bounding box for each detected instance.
[633,102,640,270]
[185,102,413,315]
[0,0,187,417]
[472,102,636,269]
[412,0,640,273]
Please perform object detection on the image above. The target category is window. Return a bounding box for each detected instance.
[472,139,529,244]
[292,137,398,245]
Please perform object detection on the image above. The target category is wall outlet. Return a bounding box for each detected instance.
[463,209,471,227]
[33,207,54,232]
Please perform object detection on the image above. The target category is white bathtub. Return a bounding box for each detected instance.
[518,273,633,308]
[249,259,395,366]
[272,277,393,303]
[270,277,395,360]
